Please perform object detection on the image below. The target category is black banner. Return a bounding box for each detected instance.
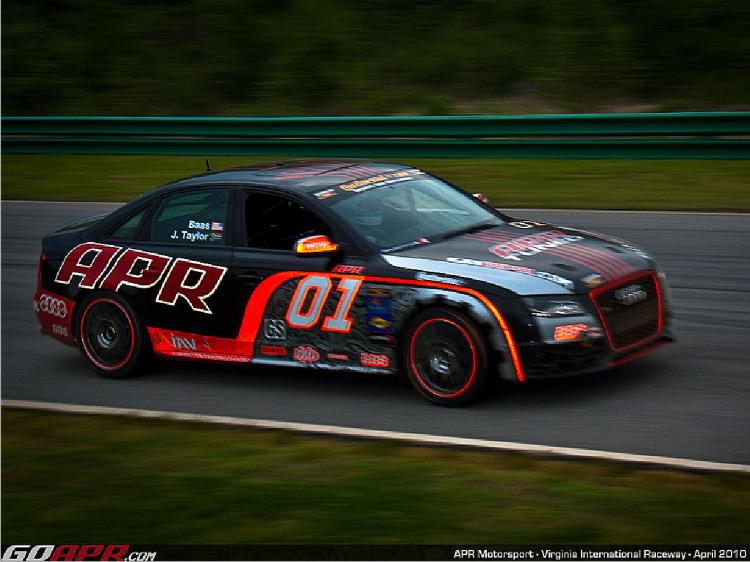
[3,544,749,561]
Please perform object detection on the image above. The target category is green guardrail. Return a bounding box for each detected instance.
[3,112,750,158]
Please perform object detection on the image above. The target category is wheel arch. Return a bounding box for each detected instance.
[71,288,149,347]
[392,287,520,382]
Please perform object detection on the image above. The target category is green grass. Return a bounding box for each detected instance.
[2,155,749,211]
[3,409,749,544]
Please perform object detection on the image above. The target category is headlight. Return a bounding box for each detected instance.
[526,297,586,318]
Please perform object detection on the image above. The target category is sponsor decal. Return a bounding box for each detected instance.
[262,318,287,340]
[415,271,464,286]
[148,328,251,362]
[368,316,391,331]
[169,351,250,363]
[260,345,287,356]
[332,264,365,274]
[337,169,425,194]
[52,324,68,337]
[1,544,155,561]
[508,220,546,229]
[55,243,227,314]
[170,334,197,351]
[366,287,393,334]
[360,352,390,368]
[35,293,68,318]
[293,345,320,363]
[445,257,574,290]
[582,273,605,288]
[314,188,337,200]
[327,352,349,361]
[489,230,583,261]
[553,323,590,341]
[614,284,648,306]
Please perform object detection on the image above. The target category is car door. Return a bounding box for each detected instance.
[231,187,371,366]
[104,186,239,340]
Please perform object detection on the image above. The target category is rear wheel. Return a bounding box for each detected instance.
[402,307,492,406]
[78,293,146,377]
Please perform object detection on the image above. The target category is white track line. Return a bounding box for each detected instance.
[2,201,748,216]
[4,399,749,474]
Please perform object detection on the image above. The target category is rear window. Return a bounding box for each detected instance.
[110,208,148,240]
[150,189,229,245]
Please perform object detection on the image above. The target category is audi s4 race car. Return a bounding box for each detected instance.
[34,160,674,405]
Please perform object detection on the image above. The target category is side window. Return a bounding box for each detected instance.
[245,192,330,251]
[151,189,229,245]
[109,208,148,240]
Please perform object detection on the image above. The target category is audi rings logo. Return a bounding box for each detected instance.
[614,284,647,306]
[36,294,68,318]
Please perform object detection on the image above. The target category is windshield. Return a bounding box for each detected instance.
[323,171,503,252]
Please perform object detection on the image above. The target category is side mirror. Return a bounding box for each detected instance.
[472,192,490,204]
[294,234,339,256]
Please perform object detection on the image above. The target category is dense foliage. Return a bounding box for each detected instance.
[3,0,749,115]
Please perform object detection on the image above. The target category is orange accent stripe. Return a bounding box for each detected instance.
[237,270,303,345]
[236,271,525,382]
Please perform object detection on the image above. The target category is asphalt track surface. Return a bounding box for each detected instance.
[3,201,749,465]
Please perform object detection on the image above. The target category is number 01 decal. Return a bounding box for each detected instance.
[286,275,363,333]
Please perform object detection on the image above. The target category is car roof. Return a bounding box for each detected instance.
[159,159,413,194]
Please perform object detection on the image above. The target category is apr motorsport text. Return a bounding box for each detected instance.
[453,547,748,560]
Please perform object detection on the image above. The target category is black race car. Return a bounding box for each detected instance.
[34,160,674,405]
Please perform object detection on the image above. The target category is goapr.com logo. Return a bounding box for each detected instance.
[1,544,156,561]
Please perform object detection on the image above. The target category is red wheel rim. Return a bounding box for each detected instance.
[80,298,135,371]
[409,317,477,398]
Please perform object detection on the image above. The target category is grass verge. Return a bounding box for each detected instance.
[2,155,749,211]
[2,408,750,544]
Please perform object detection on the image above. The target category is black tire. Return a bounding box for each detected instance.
[401,307,492,406]
[77,292,147,377]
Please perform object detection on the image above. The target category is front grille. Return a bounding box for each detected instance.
[591,272,661,351]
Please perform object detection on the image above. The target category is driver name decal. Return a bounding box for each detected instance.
[54,242,227,314]
[337,169,425,194]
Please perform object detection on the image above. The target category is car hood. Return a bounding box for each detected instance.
[382,221,655,295]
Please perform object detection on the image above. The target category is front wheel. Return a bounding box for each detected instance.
[77,292,146,377]
[402,307,492,406]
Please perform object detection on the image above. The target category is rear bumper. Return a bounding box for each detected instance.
[34,288,77,347]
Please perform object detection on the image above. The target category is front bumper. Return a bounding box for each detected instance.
[516,329,674,380]
[502,269,674,381]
